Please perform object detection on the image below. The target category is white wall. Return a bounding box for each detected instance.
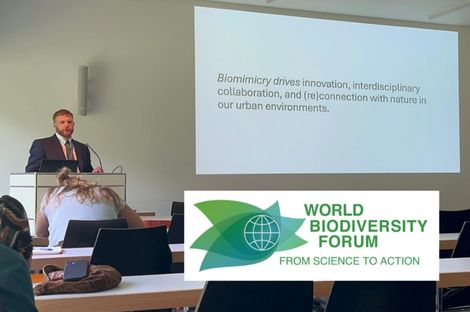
[0,0,469,215]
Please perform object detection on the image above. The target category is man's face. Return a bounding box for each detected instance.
[53,114,74,139]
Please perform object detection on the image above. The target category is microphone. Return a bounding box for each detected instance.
[86,143,103,171]
[111,165,123,174]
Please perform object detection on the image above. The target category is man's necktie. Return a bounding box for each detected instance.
[65,140,71,160]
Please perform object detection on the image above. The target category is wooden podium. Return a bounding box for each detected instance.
[9,173,126,236]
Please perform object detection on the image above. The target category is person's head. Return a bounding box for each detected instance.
[0,195,32,266]
[52,109,74,139]
[45,167,121,208]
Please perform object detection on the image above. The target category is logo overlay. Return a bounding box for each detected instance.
[191,200,306,270]
[185,191,439,281]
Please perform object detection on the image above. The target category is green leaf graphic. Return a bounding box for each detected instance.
[191,200,307,271]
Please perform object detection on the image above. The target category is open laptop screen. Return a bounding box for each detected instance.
[39,159,79,172]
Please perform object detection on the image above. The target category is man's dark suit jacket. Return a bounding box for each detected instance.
[25,135,93,172]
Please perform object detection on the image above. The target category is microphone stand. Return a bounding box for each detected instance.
[86,143,103,171]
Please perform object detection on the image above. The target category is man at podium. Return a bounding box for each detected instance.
[25,109,102,173]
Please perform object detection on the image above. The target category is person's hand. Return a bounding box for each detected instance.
[92,166,104,174]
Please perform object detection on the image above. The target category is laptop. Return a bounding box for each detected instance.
[39,159,79,172]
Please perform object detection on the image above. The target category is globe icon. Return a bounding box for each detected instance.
[244,214,280,251]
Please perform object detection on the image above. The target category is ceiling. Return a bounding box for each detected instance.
[209,0,470,26]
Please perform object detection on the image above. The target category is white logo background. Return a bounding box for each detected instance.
[185,191,439,281]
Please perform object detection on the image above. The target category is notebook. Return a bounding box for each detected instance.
[39,159,79,172]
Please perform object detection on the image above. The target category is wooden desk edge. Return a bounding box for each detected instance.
[33,237,49,247]
[35,289,202,312]
[136,211,156,217]
[314,281,334,297]
[172,251,184,263]
[31,255,91,271]
[440,240,457,250]
[438,271,470,288]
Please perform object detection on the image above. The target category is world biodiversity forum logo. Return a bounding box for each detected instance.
[191,200,307,271]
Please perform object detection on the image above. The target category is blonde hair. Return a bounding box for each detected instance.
[44,167,121,208]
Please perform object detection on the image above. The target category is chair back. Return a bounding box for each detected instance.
[325,281,436,312]
[90,226,172,276]
[440,209,470,233]
[171,201,184,216]
[451,221,470,258]
[62,218,128,248]
[195,281,313,312]
[167,213,184,244]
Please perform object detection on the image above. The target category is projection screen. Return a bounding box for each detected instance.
[195,6,460,174]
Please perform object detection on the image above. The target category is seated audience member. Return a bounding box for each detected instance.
[0,195,37,312]
[35,168,144,247]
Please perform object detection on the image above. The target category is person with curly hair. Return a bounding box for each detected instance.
[35,168,144,247]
